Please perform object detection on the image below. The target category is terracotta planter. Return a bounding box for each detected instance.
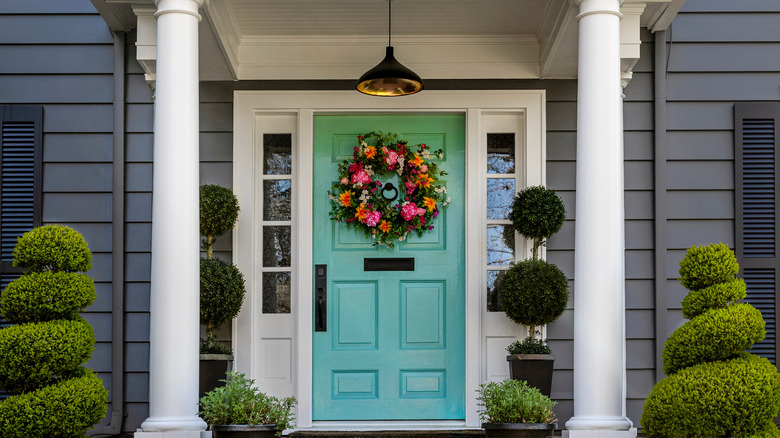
[482,422,556,438]
[506,354,554,397]
[211,424,277,438]
[199,353,233,399]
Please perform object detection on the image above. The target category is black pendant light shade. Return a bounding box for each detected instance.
[356,1,424,96]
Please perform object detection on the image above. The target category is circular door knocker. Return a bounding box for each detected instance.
[381,182,399,202]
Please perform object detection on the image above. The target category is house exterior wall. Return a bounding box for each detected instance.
[1,0,778,434]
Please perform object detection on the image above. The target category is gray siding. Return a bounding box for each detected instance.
[0,0,121,429]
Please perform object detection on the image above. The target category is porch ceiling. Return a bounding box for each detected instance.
[92,0,685,81]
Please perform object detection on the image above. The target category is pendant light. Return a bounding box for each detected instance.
[356,0,424,96]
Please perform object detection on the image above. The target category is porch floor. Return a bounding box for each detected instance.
[288,431,485,438]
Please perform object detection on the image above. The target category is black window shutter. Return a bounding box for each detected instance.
[0,106,43,324]
[735,102,780,365]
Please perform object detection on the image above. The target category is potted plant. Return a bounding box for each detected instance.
[477,379,557,438]
[199,371,296,437]
[498,185,568,396]
[199,184,246,398]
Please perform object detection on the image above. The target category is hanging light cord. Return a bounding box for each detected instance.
[388,0,392,47]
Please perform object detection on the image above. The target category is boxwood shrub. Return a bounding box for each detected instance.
[678,242,739,291]
[0,370,108,438]
[681,277,746,320]
[498,259,568,330]
[11,225,92,273]
[0,318,94,394]
[662,303,765,375]
[642,353,780,438]
[0,271,95,324]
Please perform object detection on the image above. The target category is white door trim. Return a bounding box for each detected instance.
[233,90,546,429]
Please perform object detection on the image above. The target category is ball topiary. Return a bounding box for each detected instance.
[498,259,568,344]
[641,243,780,437]
[508,186,565,259]
[200,184,240,258]
[681,277,746,319]
[678,242,739,291]
[0,225,107,437]
[0,271,95,324]
[200,257,246,353]
[0,369,108,438]
[642,353,780,438]
[661,303,765,375]
[11,225,92,273]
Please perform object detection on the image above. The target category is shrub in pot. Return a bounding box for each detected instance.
[199,185,247,397]
[199,371,296,437]
[640,243,780,437]
[498,186,568,395]
[477,379,557,438]
[0,225,108,437]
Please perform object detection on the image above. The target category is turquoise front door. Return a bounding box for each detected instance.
[312,114,466,420]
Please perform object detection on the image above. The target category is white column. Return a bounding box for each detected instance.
[564,0,636,437]
[137,0,207,435]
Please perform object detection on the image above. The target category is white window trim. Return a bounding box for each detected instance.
[233,90,546,429]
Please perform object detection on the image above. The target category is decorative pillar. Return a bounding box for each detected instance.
[137,0,207,435]
[564,0,636,437]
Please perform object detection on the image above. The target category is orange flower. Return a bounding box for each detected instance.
[339,191,352,207]
[418,173,433,189]
[379,220,392,233]
[411,154,423,167]
[364,145,377,159]
[355,203,368,221]
[423,197,437,212]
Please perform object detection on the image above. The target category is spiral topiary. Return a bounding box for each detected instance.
[641,243,780,437]
[0,225,107,437]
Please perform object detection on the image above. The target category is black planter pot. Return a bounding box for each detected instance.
[506,354,554,397]
[482,422,556,438]
[199,354,233,399]
[211,424,277,438]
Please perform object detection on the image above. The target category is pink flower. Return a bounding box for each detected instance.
[351,170,371,186]
[417,208,426,216]
[420,164,428,172]
[401,203,419,221]
[341,177,349,185]
[386,150,399,166]
[363,210,382,227]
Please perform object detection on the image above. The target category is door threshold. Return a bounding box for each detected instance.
[303,420,476,431]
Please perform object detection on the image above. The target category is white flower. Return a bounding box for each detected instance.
[421,150,430,159]
[437,152,444,159]
[364,165,374,176]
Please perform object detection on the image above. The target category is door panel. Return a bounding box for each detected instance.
[312,114,465,420]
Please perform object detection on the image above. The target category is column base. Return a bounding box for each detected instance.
[138,416,208,433]
[134,432,209,438]
[563,429,637,438]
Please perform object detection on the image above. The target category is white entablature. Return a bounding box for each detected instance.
[91,0,683,84]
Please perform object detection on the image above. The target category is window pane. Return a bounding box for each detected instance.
[486,270,505,312]
[263,272,291,314]
[487,224,515,266]
[263,180,291,221]
[263,134,292,175]
[487,133,515,174]
[487,179,515,220]
[263,226,291,267]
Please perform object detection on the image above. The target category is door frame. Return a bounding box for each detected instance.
[233,90,546,429]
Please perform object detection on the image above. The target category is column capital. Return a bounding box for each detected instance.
[154,0,205,21]
[575,0,623,20]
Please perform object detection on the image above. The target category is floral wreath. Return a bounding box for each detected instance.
[328,131,451,247]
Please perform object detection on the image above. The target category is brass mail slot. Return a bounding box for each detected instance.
[363,257,415,271]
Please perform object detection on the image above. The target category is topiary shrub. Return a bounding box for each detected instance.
[0,271,95,323]
[499,186,568,355]
[11,225,92,273]
[200,257,246,353]
[641,243,780,437]
[508,185,566,260]
[0,225,107,437]
[200,184,240,258]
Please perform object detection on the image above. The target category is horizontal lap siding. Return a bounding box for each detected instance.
[0,0,121,430]
[665,1,780,341]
